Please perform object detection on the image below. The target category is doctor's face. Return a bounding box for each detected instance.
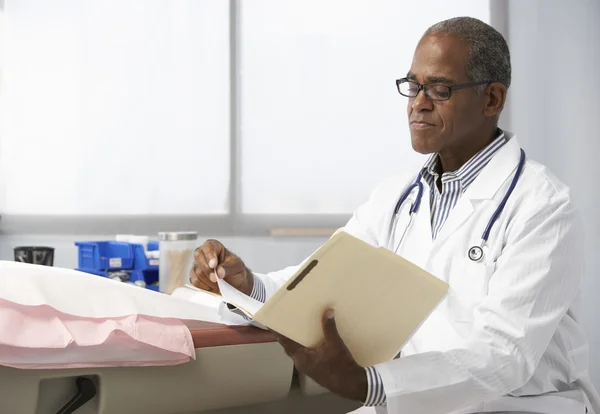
[406,35,487,157]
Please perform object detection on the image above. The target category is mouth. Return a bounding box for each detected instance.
[410,121,435,130]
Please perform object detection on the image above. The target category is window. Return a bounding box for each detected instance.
[0,0,490,232]
[0,0,230,215]
[240,0,490,214]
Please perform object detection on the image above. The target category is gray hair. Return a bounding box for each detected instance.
[425,17,511,89]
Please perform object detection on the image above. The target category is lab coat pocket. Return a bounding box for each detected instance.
[447,258,494,323]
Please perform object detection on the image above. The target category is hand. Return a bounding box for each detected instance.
[275,309,368,402]
[189,239,254,296]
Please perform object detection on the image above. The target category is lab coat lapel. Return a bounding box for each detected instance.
[433,134,522,245]
[399,179,433,269]
[432,195,474,247]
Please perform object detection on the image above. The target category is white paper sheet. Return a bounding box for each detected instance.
[172,286,252,326]
[216,277,264,317]
[0,261,223,323]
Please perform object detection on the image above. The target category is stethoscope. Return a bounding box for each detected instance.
[388,149,526,262]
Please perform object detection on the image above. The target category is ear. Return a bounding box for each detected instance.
[483,82,507,117]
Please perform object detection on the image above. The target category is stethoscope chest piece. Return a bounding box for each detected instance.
[468,245,484,262]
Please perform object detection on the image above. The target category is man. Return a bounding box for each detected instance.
[190,17,599,414]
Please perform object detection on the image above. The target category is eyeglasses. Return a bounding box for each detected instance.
[396,78,491,101]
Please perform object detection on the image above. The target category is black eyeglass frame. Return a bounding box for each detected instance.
[395,77,492,101]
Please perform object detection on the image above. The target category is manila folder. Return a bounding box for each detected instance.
[252,231,449,367]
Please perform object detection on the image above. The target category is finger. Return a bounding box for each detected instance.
[216,254,245,279]
[198,241,218,270]
[274,332,304,356]
[200,240,225,270]
[321,309,342,344]
[189,267,219,293]
[291,348,313,373]
[193,249,217,283]
[189,267,213,292]
[274,338,314,373]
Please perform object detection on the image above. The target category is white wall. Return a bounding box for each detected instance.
[505,0,600,387]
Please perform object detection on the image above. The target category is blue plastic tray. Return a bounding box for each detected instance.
[76,267,159,290]
[75,241,134,270]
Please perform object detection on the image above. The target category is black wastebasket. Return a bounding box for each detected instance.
[14,246,55,266]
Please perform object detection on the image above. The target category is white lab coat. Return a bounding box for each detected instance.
[253,133,600,414]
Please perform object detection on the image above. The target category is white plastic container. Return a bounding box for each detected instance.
[129,235,149,251]
[115,234,134,243]
[158,231,198,294]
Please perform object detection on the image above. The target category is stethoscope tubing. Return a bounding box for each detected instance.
[389,149,526,261]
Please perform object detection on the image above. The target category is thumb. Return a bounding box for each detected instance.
[322,309,342,344]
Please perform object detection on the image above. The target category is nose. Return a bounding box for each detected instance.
[410,89,433,112]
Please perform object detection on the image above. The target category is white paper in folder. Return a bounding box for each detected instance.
[216,231,449,367]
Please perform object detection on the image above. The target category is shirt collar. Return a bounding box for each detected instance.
[421,130,507,191]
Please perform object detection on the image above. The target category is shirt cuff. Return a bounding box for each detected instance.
[250,275,267,303]
[364,366,387,407]
[226,276,266,321]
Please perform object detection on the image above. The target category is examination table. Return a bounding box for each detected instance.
[0,321,360,414]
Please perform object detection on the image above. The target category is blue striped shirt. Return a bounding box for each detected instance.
[423,131,507,239]
[364,131,507,407]
[229,277,267,318]
[250,277,267,302]
[226,277,267,320]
